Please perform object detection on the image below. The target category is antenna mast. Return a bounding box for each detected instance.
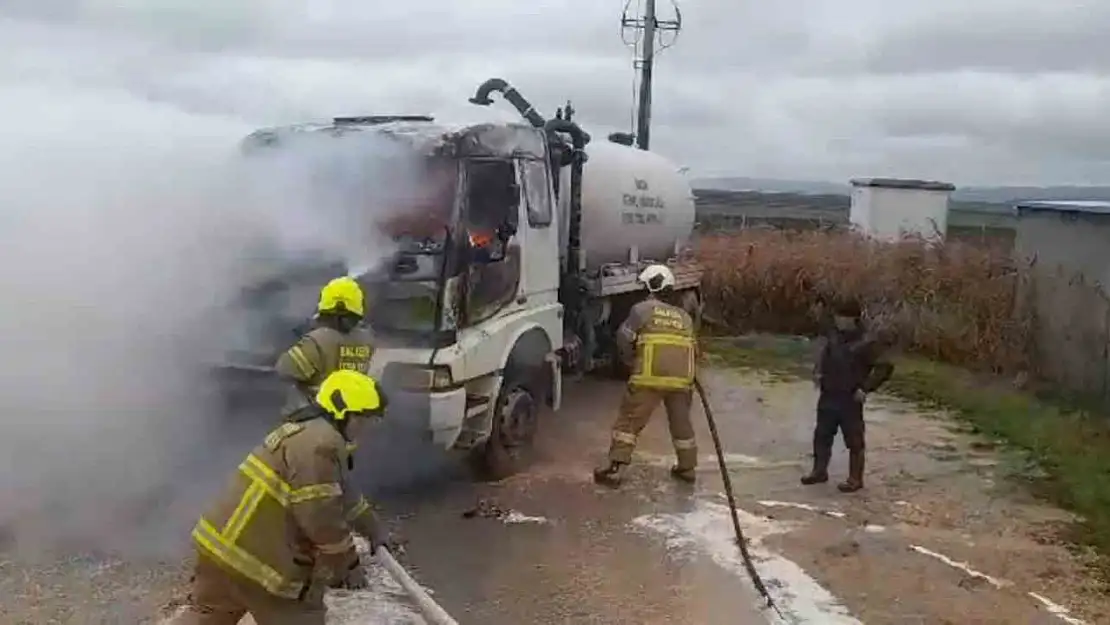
[621,0,682,151]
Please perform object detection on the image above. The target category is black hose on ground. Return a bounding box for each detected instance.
[693,376,784,619]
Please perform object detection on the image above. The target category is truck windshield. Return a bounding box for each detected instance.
[364,238,448,336]
[234,130,461,350]
[365,158,460,344]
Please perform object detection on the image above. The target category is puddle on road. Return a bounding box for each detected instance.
[641,452,802,472]
[322,539,431,625]
[632,500,862,625]
[324,567,428,625]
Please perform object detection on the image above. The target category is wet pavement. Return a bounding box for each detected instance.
[3,367,1109,624]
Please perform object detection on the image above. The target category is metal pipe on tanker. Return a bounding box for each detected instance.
[469,78,547,129]
[544,118,589,279]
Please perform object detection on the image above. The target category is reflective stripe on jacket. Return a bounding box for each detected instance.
[623,299,697,390]
[191,419,380,598]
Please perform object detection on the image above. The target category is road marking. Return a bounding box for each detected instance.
[910,545,1086,624]
[909,545,1009,588]
[1029,592,1087,625]
[757,499,848,519]
[633,501,863,624]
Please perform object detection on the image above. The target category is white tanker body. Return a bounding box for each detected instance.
[561,139,696,271]
[551,135,703,375]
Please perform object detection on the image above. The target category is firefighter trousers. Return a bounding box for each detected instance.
[178,554,326,625]
[608,385,698,470]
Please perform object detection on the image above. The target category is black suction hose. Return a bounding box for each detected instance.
[693,376,784,619]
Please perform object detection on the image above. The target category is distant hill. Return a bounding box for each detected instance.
[693,177,1110,205]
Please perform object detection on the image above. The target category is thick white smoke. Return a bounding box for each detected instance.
[0,12,429,556]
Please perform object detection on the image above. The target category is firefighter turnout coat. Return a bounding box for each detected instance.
[191,418,384,599]
[619,297,697,390]
[275,326,374,418]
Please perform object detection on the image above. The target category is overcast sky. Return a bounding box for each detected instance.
[4,0,1110,185]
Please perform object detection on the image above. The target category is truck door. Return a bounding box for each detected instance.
[460,159,522,325]
[517,157,560,306]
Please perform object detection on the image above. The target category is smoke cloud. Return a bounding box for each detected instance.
[0,13,440,557]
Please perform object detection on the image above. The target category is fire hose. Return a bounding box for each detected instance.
[693,376,784,620]
[375,546,460,625]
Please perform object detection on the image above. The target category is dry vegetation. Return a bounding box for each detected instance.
[696,230,1031,373]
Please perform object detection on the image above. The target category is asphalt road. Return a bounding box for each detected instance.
[2,368,1104,624]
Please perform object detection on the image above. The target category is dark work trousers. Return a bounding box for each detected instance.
[814,394,865,454]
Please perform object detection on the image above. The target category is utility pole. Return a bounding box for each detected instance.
[621,0,682,151]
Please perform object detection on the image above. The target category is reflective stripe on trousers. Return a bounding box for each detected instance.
[629,333,695,389]
[612,431,637,445]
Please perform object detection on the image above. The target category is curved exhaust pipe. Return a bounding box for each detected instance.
[469,78,546,129]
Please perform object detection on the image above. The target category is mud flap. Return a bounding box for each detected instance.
[545,352,562,411]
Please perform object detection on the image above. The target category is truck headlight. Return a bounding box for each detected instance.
[386,363,455,391]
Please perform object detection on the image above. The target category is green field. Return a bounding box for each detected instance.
[693,189,1016,245]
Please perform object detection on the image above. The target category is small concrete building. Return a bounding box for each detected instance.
[1012,200,1110,396]
[849,178,955,242]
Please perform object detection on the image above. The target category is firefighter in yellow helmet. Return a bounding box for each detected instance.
[594,264,700,488]
[181,370,397,625]
[275,276,374,421]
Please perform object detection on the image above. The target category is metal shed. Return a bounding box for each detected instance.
[849,178,955,241]
[1012,200,1110,396]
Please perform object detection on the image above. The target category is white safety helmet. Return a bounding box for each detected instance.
[637,264,676,293]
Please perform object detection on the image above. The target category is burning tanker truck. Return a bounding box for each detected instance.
[217,78,702,477]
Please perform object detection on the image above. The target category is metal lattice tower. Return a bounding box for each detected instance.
[621,0,682,151]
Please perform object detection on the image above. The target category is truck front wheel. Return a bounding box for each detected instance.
[474,372,541,480]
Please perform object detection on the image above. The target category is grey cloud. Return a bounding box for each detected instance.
[5,1,1110,188]
[862,4,1110,74]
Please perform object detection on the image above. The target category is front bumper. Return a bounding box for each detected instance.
[386,386,467,449]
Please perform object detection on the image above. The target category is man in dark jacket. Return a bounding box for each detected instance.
[801,299,893,492]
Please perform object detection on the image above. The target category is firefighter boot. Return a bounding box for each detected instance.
[800,448,831,485]
[593,461,627,487]
[670,465,697,484]
[838,450,865,493]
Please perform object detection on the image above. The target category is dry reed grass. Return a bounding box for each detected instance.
[696,230,1032,373]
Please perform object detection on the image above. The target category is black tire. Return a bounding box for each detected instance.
[473,372,542,481]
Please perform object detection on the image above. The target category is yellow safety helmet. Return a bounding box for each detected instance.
[315,370,387,421]
[317,276,365,317]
